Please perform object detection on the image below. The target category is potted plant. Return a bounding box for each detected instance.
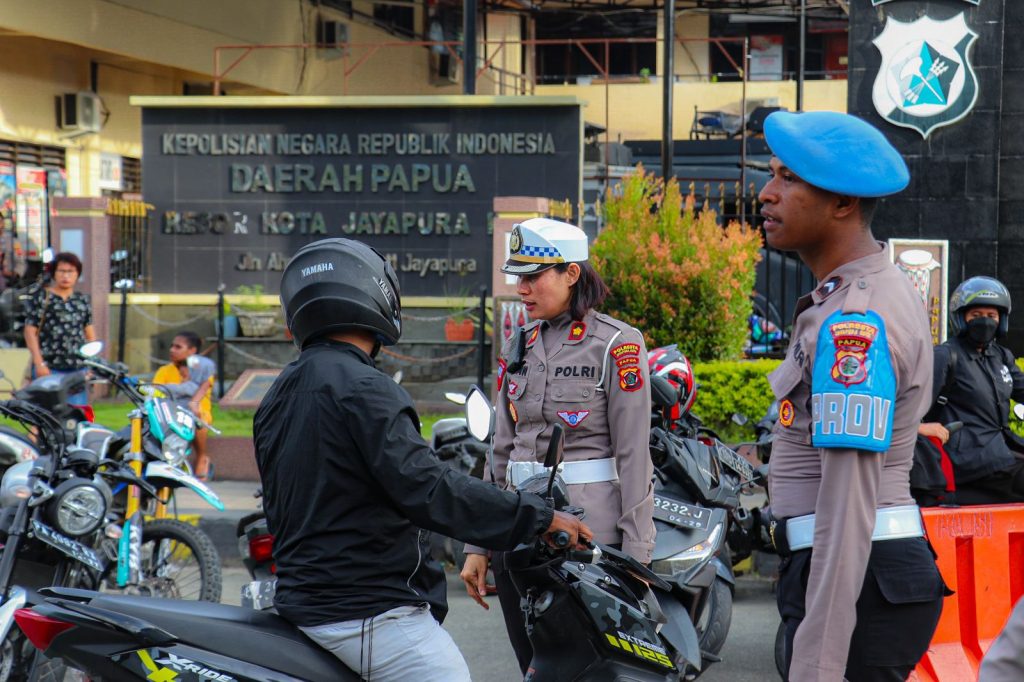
[233,284,277,337]
[444,287,477,342]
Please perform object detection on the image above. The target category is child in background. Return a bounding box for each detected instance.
[153,331,216,480]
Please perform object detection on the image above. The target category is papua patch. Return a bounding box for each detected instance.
[497,359,508,392]
[829,319,878,387]
[779,399,795,427]
[611,343,641,360]
[526,327,540,348]
[616,356,640,368]
[508,379,520,397]
[872,12,978,139]
[557,410,591,428]
[568,322,587,342]
[618,366,643,392]
[509,401,518,423]
[816,276,843,300]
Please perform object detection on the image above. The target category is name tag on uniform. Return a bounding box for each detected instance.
[810,310,896,452]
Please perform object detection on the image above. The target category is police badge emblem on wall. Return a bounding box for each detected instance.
[871,12,978,138]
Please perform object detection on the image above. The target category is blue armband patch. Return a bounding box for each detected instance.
[810,310,896,452]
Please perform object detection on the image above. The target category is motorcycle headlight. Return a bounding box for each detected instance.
[48,480,107,537]
[161,433,190,466]
[651,522,724,577]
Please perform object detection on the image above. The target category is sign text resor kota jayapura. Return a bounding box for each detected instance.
[141,102,582,295]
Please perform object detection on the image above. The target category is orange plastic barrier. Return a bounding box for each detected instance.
[913,504,1024,681]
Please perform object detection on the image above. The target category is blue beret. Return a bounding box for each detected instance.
[763,111,909,197]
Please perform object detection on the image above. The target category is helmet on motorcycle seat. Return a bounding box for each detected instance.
[648,345,697,416]
[949,276,1011,337]
[280,238,402,349]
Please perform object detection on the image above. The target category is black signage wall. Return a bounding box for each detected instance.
[140,100,582,296]
[849,0,1024,351]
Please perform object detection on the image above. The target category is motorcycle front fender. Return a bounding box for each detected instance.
[143,462,225,511]
[653,584,702,674]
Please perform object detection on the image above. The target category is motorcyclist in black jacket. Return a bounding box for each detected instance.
[253,238,591,682]
[918,276,1024,504]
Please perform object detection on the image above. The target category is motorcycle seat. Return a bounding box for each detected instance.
[80,593,358,681]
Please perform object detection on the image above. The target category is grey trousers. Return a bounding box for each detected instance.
[300,604,472,682]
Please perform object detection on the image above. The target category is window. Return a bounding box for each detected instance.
[535,12,657,84]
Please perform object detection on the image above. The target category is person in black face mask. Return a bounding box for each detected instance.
[917,276,1024,504]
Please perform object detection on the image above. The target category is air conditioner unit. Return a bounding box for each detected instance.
[58,92,102,133]
[317,17,349,58]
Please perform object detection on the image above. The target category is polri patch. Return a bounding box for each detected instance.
[618,367,643,392]
[557,410,591,428]
[829,319,878,387]
[568,321,587,342]
[779,399,795,427]
[509,401,518,423]
[496,359,508,392]
[611,343,641,360]
[526,327,540,348]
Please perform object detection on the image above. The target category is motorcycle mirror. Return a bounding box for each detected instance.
[41,248,54,264]
[731,413,749,427]
[392,370,403,385]
[1014,404,1024,421]
[465,386,493,442]
[79,341,104,358]
[544,424,564,501]
[445,392,467,405]
[649,375,677,409]
[767,400,780,422]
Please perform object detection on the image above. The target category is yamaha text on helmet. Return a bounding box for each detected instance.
[280,238,402,348]
[949,276,1011,337]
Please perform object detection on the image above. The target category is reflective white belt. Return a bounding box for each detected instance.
[786,505,924,552]
[507,458,619,487]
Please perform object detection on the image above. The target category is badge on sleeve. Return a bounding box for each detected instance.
[496,359,508,392]
[810,310,896,452]
[611,342,641,360]
[618,367,643,392]
[778,399,795,427]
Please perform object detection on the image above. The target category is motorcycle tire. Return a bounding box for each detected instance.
[103,518,222,603]
[697,577,733,657]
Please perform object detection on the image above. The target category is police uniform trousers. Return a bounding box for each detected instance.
[777,536,947,682]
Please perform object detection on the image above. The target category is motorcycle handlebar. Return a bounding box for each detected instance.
[551,531,571,549]
[945,421,963,434]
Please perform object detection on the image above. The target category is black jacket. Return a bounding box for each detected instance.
[253,340,553,627]
[931,336,1024,483]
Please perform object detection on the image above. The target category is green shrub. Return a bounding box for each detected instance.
[690,358,781,434]
[593,166,763,361]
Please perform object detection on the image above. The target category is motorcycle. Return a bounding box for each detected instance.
[0,397,145,681]
[647,375,740,663]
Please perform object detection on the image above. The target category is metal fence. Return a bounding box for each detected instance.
[107,199,152,292]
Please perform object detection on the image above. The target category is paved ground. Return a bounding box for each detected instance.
[195,480,781,681]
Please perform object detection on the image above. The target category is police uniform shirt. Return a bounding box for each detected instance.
[767,244,934,680]
[467,310,656,562]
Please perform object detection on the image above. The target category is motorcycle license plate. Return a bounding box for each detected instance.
[716,444,755,481]
[31,520,106,572]
[652,495,711,530]
[241,578,277,611]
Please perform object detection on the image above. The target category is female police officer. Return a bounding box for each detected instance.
[460,218,656,673]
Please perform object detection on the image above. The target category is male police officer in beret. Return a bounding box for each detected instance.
[760,111,947,681]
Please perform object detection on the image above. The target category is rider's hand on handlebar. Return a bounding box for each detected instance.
[918,421,950,444]
[544,510,593,550]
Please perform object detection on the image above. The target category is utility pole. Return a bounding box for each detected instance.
[661,0,675,180]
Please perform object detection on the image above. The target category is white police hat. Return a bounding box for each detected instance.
[501,218,589,275]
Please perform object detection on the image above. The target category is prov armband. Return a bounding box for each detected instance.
[810,310,896,452]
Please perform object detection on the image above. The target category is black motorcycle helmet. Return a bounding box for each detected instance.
[280,238,402,349]
[949,276,1011,338]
